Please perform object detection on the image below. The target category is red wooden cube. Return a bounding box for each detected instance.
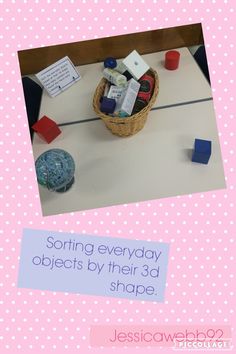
[32,116,61,143]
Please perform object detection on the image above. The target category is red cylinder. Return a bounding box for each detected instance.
[165,50,180,70]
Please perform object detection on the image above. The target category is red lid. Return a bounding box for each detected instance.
[166,50,180,60]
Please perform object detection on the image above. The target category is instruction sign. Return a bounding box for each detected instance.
[35,56,81,97]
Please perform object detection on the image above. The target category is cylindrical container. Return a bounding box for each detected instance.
[165,50,180,70]
[132,73,154,114]
[35,149,75,193]
[103,68,127,87]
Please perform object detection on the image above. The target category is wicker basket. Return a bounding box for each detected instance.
[93,68,159,137]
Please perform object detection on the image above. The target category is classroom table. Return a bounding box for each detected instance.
[36,47,212,125]
[33,100,225,216]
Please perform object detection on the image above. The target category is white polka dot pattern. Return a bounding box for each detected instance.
[0,0,235,353]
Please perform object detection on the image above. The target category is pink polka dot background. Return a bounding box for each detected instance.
[0,0,235,353]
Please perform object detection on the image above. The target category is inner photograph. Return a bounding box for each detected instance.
[18,23,225,216]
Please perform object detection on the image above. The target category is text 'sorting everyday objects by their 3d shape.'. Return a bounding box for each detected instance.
[18,229,170,302]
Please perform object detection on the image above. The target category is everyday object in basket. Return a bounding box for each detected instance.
[122,70,134,81]
[104,57,117,69]
[118,50,150,80]
[103,82,111,97]
[114,78,140,117]
[132,73,155,115]
[165,50,180,70]
[32,115,61,143]
[35,149,75,192]
[107,85,126,101]
[192,138,212,164]
[116,61,127,75]
[100,97,116,114]
[103,68,127,87]
[93,68,159,137]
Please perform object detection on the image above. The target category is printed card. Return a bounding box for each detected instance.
[35,56,81,97]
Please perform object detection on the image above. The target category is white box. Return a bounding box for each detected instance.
[114,78,140,117]
[121,50,150,80]
[107,85,126,101]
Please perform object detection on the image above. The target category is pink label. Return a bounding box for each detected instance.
[90,325,232,347]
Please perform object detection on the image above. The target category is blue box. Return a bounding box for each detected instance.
[192,138,212,164]
[100,97,116,114]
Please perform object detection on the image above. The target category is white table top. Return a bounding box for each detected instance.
[37,47,212,125]
[33,100,225,216]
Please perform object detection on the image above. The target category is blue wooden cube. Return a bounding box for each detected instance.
[192,138,212,164]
